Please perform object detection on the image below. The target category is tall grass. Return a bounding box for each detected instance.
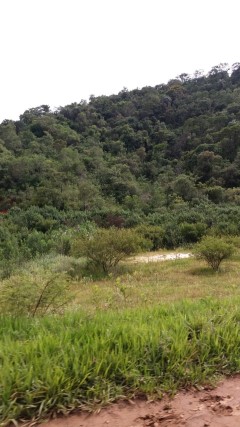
[1,298,240,425]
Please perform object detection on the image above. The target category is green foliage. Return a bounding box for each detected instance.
[194,236,235,271]
[52,223,96,257]
[9,206,60,231]
[173,175,197,202]
[2,299,240,424]
[206,186,224,204]
[1,65,240,265]
[0,271,71,317]
[0,225,20,278]
[161,223,181,249]
[2,65,240,425]
[73,227,149,274]
[0,225,19,261]
[0,65,239,214]
[179,222,206,244]
[23,230,52,257]
[56,234,71,255]
[135,224,164,250]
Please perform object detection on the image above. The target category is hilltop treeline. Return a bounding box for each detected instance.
[0,62,240,266]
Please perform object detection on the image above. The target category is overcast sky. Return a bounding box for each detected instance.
[0,0,239,122]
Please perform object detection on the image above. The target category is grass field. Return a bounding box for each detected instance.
[1,251,240,425]
[71,253,240,312]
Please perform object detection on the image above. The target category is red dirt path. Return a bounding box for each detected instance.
[35,376,240,427]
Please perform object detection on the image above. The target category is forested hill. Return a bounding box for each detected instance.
[1,63,240,239]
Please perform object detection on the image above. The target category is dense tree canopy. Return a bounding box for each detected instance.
[1,62,240,259]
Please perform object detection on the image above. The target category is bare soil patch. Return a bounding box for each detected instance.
[35,376,240,427]
[131,252,192,263]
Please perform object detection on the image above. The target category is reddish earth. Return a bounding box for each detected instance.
[33,376,240,427]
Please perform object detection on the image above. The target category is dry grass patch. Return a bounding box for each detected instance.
[71,253,240,313]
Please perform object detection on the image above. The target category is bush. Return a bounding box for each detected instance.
[162,223,181,249]
[72,227,149,274]
[135,224,164,250]
[0,226,20,278]
[0,225,19,261]
[0,272,71,317]
[179,222,206,244]
[23,230,52,257]
[194,236,235,271]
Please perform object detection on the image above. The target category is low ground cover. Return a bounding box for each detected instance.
[71,252,240,312]
[1,298,240,425]
[1,249,240,425]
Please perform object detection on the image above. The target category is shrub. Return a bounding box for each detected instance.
[0,225,19,261]
[206,186,224,204]
[0,272,71,317]
[179,222,206,244]
[194,236,235,271]
[23,230,52,257]
[162,223,181,249]
[72,227,149,274]
[0,226,20,278]
[135,224,164,250]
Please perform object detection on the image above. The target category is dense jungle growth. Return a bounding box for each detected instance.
[0,62,240,271]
